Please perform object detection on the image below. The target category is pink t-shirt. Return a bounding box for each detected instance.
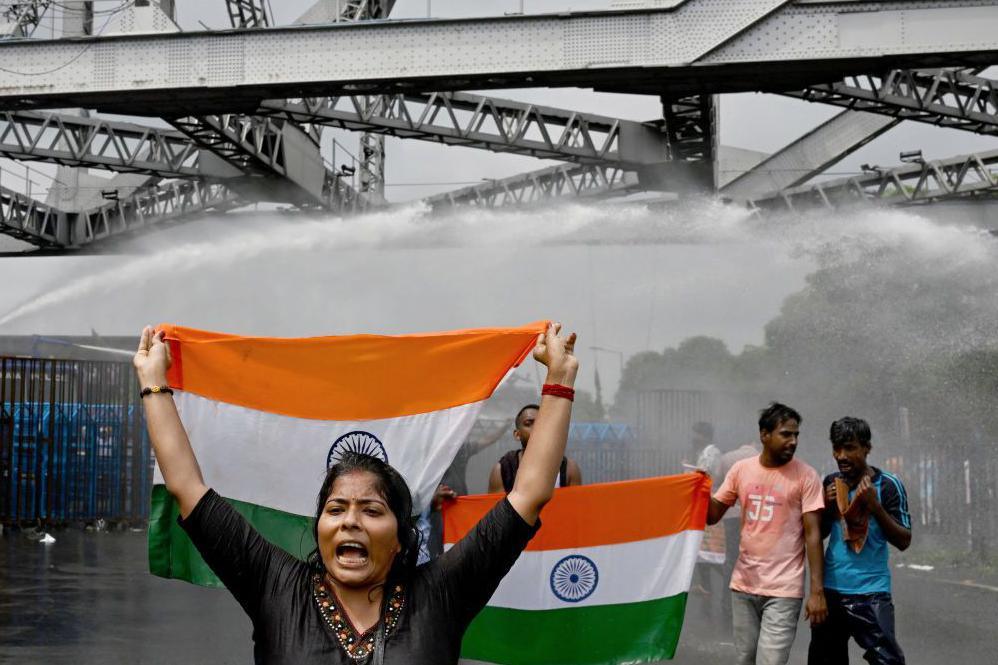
[714,456,824,598]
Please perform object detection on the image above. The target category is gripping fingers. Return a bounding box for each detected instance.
[564,332,577,355]
[134,327,152,368]
[546,321,561,345]
[137,326,151,353]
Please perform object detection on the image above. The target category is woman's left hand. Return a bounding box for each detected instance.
[532,322,578,385]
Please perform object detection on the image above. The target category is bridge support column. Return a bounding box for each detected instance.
[640,93,718,193]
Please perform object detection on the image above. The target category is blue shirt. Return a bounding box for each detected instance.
[822,467,911,594]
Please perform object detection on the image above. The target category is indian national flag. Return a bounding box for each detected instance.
[443,473,710,664]
[148,322,545,586]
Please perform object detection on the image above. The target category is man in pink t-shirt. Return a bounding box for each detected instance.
[708,403,827,665]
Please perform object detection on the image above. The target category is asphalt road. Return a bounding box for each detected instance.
[674,565,998,664]
[1,530,994,664]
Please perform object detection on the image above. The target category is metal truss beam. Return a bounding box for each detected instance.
[0,108,360,213]
[258,92,668,170]
[722,111,898,200]
[0,177,242,249]
[167,113,350,209]
[1,1,52,38]
[750,150,998,211]
[424,164,639,209]
[226,0,270,29]
[215,0,362,211]
[336,1,395,22]
[643,0,789,192]
[657,93,718,190]
[74,178,240,247]
[0,182,63,246]
[336,1,397,205]
[8,97,667,183]
[169,114,290,179]
[783,68,998,136]
[0,110,201,177]
[2,2,997,112]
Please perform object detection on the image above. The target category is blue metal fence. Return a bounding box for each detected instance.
[1,357,151,526]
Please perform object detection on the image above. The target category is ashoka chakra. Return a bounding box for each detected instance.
[327,431,388,468]
[550,554,599,603]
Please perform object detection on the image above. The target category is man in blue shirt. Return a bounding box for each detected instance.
[808,417,912,665]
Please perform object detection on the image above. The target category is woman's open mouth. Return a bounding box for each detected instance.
[335,541,370,567]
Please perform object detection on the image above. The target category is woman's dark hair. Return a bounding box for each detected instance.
[308,452,421,587]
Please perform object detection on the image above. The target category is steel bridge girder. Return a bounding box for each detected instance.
[424,163,640,210]
[2,3,998,110]
[0,110,201,178]
[0,183,64,247]
[750,149,998,211]
[225,0,270,29]
[258,92,669,170]
[75,178,241,246]
[1,0,52,38]
[784,68,998,136]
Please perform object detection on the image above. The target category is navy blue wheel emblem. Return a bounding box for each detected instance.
[327,431,388,468]
[550,554,598,603]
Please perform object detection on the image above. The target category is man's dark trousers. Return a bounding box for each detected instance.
[808,590,905,665]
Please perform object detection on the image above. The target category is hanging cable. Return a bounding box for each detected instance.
[0,1,135,76]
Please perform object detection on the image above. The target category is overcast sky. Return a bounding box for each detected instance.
[0,0,995,398]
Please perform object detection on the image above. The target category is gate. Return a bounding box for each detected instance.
[0,356,151,525]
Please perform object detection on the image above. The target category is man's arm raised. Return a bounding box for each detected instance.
[134,326,208,518]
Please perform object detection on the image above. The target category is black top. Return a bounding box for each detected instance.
[440,446,472,496]
[179,489,538,665]
[498,449,568,493]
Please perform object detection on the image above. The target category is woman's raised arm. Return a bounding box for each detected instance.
[134,326,208,518]
[507,322,578,526]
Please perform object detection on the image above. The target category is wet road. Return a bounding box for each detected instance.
[675,565,998,664]
[1,530,252,664]
[2,530,995,664]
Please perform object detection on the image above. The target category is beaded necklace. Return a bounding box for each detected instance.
[312,572,405,661]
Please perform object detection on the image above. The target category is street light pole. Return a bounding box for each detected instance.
[589,345,624,375]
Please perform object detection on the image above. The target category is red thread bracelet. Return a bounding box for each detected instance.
[541,383,575,401]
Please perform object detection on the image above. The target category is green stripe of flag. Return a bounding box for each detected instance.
[461,593,689,665]
[148,484,315,586]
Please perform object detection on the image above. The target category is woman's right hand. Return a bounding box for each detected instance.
[532,322,578,385]
[134,326,171,385]
[134,325,207,517]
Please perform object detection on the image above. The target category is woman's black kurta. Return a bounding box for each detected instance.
[179,489,537,665]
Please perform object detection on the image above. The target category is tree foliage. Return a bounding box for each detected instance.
[615,237,998,445]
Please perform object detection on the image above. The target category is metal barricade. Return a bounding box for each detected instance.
[0,357,150,526]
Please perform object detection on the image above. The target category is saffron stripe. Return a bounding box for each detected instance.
[159,322,544,420]
[443,473,710,549]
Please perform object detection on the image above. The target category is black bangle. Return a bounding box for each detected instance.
[140,385,174,399]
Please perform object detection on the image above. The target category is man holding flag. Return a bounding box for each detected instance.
[707,403,828,665]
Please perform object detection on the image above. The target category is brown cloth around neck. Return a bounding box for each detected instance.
[835,477,870,554]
